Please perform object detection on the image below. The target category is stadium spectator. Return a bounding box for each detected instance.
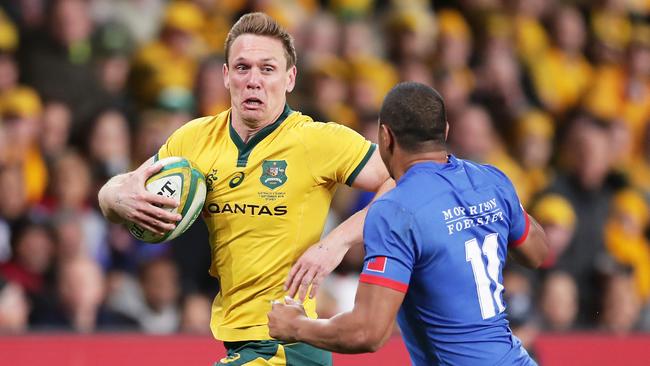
[301,56,356,128]
[180,293,211,334]
[18,0,110,142]
[0,51,19,94]
[507,0,551,66]
[604,189,650,302]
[472,13,531,132]
[0,164,29,224]
[546,114,623,326]
[448,104,531,205]
[1,86,48,204]
[503,268,539,356]
[0,219,54,296]
[40,100,72,164]
[194,55,229,117]
[296,11,340,68]
[87,109,131,180]
[600,269,643,334]
[529,5,592,115]
[434,9,473,84]
[530,194,577,269]
[31,256,135,332]
[92,22,137,120]
[0,278,29,333]
[0,166,27,262]
[39,151,108,264]
[89,0,165,46]
[107,257,180,334]
[583,24,650,156]
[384,7,436,64]
[129,1,205,108]
[512,110,555,197]
[539,271,578,331]
[629,124,650,197]
[588,0,632,66]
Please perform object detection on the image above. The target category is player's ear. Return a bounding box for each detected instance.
[445,121,449,141]
[286,65,297,93]
[379,124,394,153]
[223,63,230,89]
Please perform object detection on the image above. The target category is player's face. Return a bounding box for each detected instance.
[224,34,296,126]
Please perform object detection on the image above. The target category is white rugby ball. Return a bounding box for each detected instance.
[127,157,207,243]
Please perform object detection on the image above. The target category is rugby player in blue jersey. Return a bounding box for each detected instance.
[268,82,548,365]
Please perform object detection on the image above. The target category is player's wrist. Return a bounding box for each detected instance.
[292,315,312,343]
[327,234,356,250]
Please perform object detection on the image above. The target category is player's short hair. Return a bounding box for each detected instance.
[379,82,447,151]
[224,12,297,70]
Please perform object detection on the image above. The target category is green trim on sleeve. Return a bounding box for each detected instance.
[345,143,377,186]
[153,153,159,162]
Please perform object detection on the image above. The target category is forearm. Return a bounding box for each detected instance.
[321,206,367,250]
[270,283,402,353]
[294,312,384,353]
[322,178,395,250]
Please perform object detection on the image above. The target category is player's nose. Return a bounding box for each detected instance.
[246,67,262,89]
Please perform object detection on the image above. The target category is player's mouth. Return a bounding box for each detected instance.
[243,97,264,109]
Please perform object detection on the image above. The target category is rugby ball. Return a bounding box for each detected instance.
[127,157,207,243]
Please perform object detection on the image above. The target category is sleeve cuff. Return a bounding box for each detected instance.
[509,211,530,248]
[345,143,377,186]
[359,273,408,293]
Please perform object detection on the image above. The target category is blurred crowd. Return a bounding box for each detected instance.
[0,0,649,353]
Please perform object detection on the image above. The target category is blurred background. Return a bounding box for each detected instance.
[0,0,649,363]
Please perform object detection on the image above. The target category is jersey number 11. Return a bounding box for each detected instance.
[465,233,505,320]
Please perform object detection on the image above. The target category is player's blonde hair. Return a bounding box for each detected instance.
[224,12,297,69]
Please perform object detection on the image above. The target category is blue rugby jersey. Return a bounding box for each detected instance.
[360,155,535,366]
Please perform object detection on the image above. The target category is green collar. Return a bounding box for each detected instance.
[229,104,293,167]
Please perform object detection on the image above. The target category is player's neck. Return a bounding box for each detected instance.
[231,106,284,143]
[393,150,448,180]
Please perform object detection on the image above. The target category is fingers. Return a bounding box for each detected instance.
[138,205,179,230]
[145,192,180,211]
[297,268,317,302]
[286,265,307,298]
[308,273,325,299]
[132,163,162,187]
[142,162,163,179]
[285,262,301,291]
[131,210,174,236]
[130,213,166,236]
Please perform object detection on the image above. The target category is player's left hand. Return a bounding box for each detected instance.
[268,296,306,342]
[285,240,348,301]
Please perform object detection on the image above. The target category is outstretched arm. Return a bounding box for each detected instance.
[509,214,548,268]
[269,282,404,353]
[98,157,181,236]
[285,150,394,300]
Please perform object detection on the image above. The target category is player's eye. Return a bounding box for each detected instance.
[235,64,248,71]
[262,66,275,73]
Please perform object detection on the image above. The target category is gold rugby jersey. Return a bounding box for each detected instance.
[156,105,375,341]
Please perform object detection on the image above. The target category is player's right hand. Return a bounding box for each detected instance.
[106,162,182,236]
